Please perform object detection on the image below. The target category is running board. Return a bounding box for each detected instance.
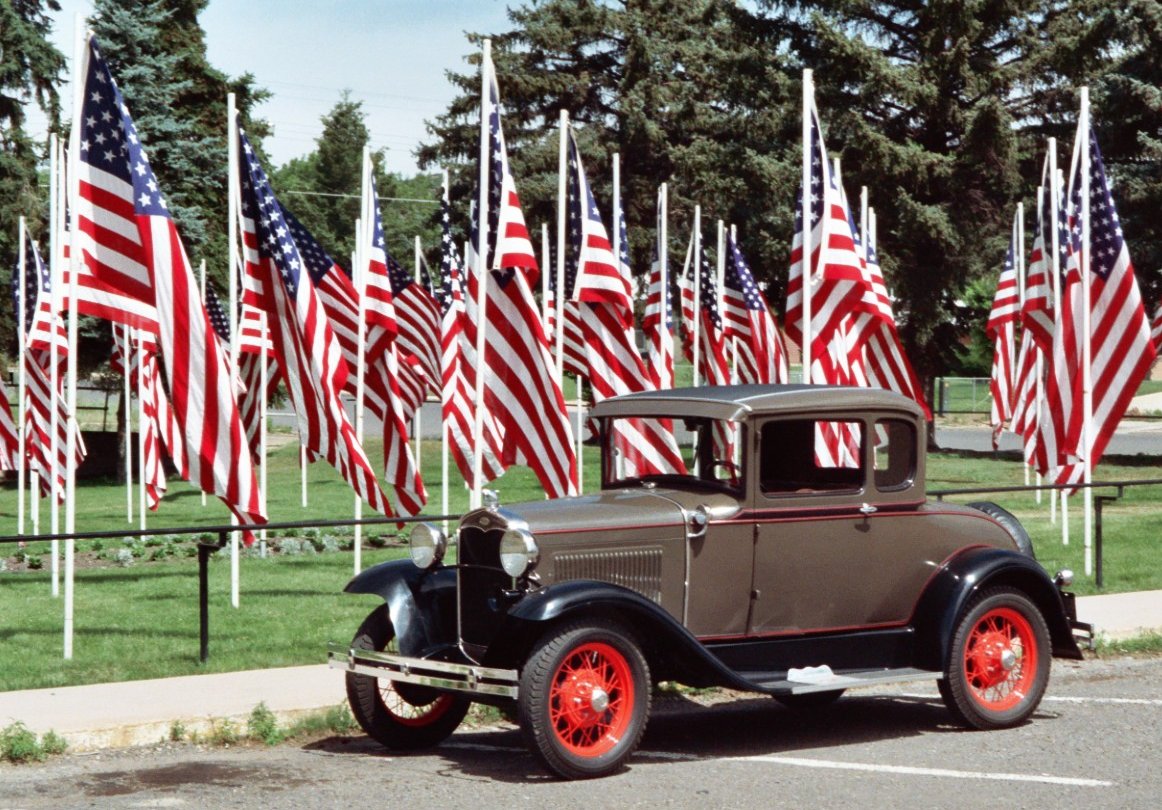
[744,666,942,696]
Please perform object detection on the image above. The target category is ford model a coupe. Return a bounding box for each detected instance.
[329,385,1090,779]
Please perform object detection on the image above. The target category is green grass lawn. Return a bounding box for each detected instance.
[0,431,1158,692]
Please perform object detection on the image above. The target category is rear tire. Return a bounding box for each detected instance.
[518,619,651,779]
[345,606,469,750]
[940,588,1051,729]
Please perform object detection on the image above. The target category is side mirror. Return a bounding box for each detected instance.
[687,504,709,539]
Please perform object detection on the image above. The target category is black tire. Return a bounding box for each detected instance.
[940,587,1051,730]
[345,606,469,750]
[518,619,651,779]
[773,689,846,709]
[966,501,1035,559]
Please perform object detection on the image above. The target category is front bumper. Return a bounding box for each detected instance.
[1060,590,1096,651]
[327,642,518,699]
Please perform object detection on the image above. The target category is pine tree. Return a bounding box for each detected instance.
[0,0,65,359]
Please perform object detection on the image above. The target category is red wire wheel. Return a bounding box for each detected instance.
[940,588,1051,730]
[520,621,651,779]
[345,607,469,750]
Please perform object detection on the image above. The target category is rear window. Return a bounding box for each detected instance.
[873,418,916,491]
[759,418,863,495]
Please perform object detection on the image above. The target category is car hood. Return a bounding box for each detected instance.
[458,486,743,538]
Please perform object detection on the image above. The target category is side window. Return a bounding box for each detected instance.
[873,418,916,491]
[759,418,864,495]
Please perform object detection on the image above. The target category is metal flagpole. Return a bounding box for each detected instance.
[729,223,739,384]
[1017,202,1029,489]
[717,219,726,377]
[199,260,208,506]
[49,133,61,595]
[442,170,452,524]
[137,330,147,531]
[692,206,702,387]
[1079,88,1093,575]
[64,15,85,659]
[1048,139,1061,530]
[802,69,814,384]
[414,234,423,471]
[354,155,369,570]
[122,325,133,523]
[555,109,568,382]
[575,377,583,494]
[226,92,241,607]
[540,223,551,327]
[17,217,27,539]
[659,183,669,389]
[259,311,268,550]
[470,40,493,510]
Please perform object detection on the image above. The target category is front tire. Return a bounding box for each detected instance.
[518,619,651,779]
[345,606,469,750]
[940,587,1051,729]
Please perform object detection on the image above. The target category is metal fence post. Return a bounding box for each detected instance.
[198,531,228,663]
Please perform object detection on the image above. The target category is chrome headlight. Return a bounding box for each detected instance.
[408,522,447,569]
[499,528,539,578]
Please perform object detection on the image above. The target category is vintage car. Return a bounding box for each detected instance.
[329,384,1090,780]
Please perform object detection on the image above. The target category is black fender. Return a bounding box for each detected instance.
[911,546,1083,671]
[965,501,1035,559]
[343,560,459,657]
[487,579,758,691]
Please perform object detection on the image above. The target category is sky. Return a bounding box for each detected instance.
[32,0,516,175]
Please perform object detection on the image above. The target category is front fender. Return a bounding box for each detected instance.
[343,559,458,657]
[912,546,1083,671]
[489,580,757,690]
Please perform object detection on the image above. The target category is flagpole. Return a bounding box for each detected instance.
[1079,87,1093,575]
[1017,202,1028,487]
[470,39,492,510]
[1048,138,1062,533]
[555,109,568,382]
[575,377,583,493]
[17,216,27,539]
[716,219,727,384]
[198,260,209,506]
[226,91,241,606]
[540,223,550,328]
[414,234,423,472]
[442,170,452,524]
[136,331,147,531]
[120,325,133,523]
[692,205,702,387]
[802,69,814,384]
[354,155,368,571]
[64,15,85,660]
[729,223,739,384]
[49,133,61,595]
[659,183,669,389]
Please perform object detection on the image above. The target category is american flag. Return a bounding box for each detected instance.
[723,232,788,384]
[462,56,576,498]
[567,139,685,476]
[236,125,391,516]
[545,240,587,376]
[642,188,675,390]
[386,252,441,397]
[0,376,20,472]
[677,231,696,363]
[1151,300,1162,354]
[71,36,262,526]
[1046,125,1157,485]
[437,195,504,483]
[986,226,1020,449]
[785,96,864,373]
[361,174,398,361]
[686,238,734,459]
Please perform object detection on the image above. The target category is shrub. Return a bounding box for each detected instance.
[169,720,186,742]
[0,722,44,763]
[318,535,340,554]
[367,534,388,549]
[278,538,302,556]
[115,548,135,567]
[26,555,43,570]
[247,702,284,746]
[90,539,104,553]
[40,731,67,756]
[208,719,239,746]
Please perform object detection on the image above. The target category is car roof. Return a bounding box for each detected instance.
[590,384,925,422]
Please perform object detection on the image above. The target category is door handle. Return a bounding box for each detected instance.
[859,503,877,516]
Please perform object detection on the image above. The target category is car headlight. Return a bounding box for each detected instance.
[409,522,447,569]
[499,528,539,577]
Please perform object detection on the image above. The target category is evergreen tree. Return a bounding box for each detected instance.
[418,0,797,302]
[0,0,65,358]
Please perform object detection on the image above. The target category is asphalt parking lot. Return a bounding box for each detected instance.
[2,655,1160,809]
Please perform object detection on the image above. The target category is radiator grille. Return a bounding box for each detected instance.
[553,547,664,604]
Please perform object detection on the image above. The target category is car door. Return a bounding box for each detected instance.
[747,414,948,635]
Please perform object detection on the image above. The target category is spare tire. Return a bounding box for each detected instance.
[966,501,1035,559]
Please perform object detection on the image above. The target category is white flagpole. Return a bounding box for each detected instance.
[470,39,493,510]
[226,91,241,606]
[729,223,739,384]
[716,219,726,381]
[355,153,369,569]
[1016,202,1028,487]
[1048,138,1061,530]
[258,310,268,547]
[659,183,669,389]
[300,442,308,507]
[575,377,584,493]
[49,133,61,595]
[612,153,622,270]
[199,260,208,506]
[442,170,452,523]
[414,234,423,472]
[540,222,550,328]
[121,325,133,523]
[1079,88,1093,575]
[692,205,702,387]
[64,16,85,660]
[802,69,814,384]
[136,331,146,531]
[17,216,27,538]
[555,109,568,382]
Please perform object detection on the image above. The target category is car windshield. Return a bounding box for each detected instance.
[601,415,744,493]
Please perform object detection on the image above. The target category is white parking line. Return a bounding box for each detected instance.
[900,691,1162,707]
[731,755,1113,787]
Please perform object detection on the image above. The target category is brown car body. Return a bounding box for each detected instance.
[332,384,1088,778]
